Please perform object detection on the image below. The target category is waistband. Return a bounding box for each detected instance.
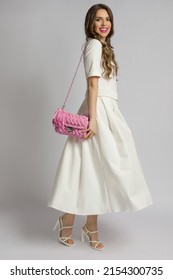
[85,89,118,100]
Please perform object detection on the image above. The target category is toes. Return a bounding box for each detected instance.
[90,241,104,250]
[65,239,74,245]
[96,243,104,250]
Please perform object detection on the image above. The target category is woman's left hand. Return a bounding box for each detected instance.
[82,119,97,140]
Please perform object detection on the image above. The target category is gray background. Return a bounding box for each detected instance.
[0,0,173,259]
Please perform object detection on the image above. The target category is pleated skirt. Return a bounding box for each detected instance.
[48,96,153,215]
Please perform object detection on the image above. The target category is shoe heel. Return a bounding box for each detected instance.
[81,230,86,243]
[53,219,59,232]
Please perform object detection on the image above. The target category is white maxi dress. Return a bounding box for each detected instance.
[48,38,153,215]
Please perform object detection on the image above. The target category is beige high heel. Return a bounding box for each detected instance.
[53,216,74,247]
[81,225,104,251]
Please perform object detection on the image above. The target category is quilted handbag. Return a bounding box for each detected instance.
[52,52,89,139]
[52,108,89,139]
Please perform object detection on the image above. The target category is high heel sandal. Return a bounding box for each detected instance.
[53,216,74,247]
[81,225,104,251]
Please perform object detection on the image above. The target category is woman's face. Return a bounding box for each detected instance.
[94,9,112,41]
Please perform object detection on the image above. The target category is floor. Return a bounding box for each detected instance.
[0,201,172,260]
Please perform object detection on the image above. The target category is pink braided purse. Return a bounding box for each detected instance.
[52,108,89,139]
[52,52,89,140]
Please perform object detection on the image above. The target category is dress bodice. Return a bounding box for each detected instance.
[83,38,118,101]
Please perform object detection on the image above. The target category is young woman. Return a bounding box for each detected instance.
[48,4,153,251]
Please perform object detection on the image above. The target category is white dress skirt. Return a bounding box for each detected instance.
[47,38,153,215]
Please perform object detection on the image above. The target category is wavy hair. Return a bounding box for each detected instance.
[85,3,118,78]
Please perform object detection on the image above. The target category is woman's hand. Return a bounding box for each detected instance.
[83,119,97,140]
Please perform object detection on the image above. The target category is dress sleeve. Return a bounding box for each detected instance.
[84,39,102,79]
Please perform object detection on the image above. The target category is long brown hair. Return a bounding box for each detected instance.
[85,3,118,78]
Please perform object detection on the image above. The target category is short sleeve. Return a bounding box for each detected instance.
[84,39,102,79]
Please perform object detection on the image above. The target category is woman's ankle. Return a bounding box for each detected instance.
[62,213,75,226]
[85,223,97,232]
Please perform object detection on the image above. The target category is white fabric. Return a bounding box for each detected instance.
[84,38,102,79]
[84,39,118,100]
[48,38,153,215]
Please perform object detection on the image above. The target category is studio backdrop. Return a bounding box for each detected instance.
[0,0,173,259]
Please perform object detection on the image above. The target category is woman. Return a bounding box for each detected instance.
[48,4,153,251]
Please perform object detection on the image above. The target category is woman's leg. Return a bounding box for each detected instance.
[60,213,75,245]
[83,215,104,250]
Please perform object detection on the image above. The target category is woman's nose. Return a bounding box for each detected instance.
[101,19,106,26]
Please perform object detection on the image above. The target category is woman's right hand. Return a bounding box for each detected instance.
[83,119,97,140]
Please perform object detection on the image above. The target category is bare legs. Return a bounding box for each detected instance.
[60,213,104,249]
[61,213,75,245]
[82,215,104,250]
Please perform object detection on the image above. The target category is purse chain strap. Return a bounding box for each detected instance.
[62,52,84,109]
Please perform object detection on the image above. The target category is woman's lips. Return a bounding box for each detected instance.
[99,28,108,33]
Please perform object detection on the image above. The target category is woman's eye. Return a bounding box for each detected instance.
[95,17,110,22]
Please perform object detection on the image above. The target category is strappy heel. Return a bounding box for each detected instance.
[81,225,104,251]
[53,216,74,247]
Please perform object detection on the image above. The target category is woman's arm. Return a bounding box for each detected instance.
[83,76,99,139]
